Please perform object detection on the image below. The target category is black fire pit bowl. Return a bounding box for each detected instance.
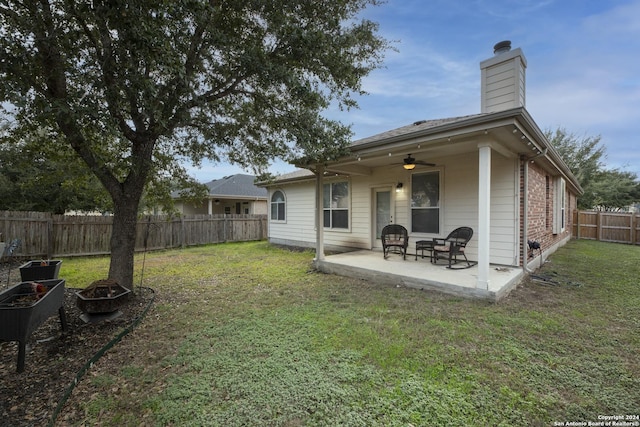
[76,280,131,314]
[0,279,67,372]
[19,260,63,281]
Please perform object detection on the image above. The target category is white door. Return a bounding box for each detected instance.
[373,189,392,248]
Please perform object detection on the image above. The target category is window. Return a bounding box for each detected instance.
[271,190,286,221]
[323,181,349,229]
[552,177,566,234]
[411,171,440,234]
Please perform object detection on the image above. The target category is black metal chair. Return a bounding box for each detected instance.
[432,227,474,269]
[381,224,409,260]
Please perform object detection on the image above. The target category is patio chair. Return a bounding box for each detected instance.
[432,227,474,269]
[381,224,409,260]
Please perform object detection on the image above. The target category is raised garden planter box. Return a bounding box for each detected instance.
[18,260,62,281]
[0,279,67,372]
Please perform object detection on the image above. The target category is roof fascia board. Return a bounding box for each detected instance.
[516,110,583,194]
[207,195,267,200]
[257,175,316,186]
[324,163,372,176]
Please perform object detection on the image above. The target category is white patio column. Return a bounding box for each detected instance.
[477,143,491,290]
[315,164,325,261]
[207,198,213,215]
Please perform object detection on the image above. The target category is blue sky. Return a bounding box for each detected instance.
[189,0,640,182]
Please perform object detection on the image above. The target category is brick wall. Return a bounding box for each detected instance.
[521,161,574,265]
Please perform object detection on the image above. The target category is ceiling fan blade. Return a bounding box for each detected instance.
[416,160,436,167]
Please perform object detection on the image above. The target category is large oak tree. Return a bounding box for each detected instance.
[545,128,640,210]
[0,0,389,289]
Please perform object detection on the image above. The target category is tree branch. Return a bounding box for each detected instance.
[29,0,123,196]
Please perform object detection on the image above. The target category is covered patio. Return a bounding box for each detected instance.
[315,249,523,301]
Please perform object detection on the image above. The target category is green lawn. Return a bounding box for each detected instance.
[58,239,639,426]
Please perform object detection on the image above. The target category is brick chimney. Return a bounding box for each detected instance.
[480,41,527,113]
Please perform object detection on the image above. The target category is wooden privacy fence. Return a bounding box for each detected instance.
[573,210,640,245]
[0,211,267,259]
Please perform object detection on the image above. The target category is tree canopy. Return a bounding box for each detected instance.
[546,128,640,210]
[0,123,113,213]
[0,0,390,288]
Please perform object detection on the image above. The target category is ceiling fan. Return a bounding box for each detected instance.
[400,154,435,170]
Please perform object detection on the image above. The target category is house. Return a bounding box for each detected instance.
[261,42,582,299]
[174,174,267,215]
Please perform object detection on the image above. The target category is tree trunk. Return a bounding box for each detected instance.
[108,187,144,291]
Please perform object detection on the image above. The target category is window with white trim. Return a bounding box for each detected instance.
[270,190,285,221]
[553,177,566,234]
[411,171,440,234]
[323,181,349,229]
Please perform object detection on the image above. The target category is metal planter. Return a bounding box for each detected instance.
[0,279,67,372]
[18,260,62,281]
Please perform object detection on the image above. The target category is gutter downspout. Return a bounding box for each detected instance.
[522,148,548,273]
[522,156,531,273]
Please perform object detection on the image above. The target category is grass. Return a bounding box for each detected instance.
[58,240,639,426]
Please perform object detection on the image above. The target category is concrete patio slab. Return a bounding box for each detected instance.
[315,250,523,301]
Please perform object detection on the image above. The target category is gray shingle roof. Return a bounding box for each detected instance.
[205,174,267,198]
[351,113,486,146]
[271,169,315,181]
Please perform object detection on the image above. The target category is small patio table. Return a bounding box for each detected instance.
[415,240,435,262]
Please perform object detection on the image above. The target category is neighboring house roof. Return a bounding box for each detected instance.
[172,174,267,200]
[204,174,267,199]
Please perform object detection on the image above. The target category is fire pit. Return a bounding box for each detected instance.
[76,279,131,315]
[0,279,67,372]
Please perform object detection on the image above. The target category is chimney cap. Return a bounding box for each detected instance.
[493,40,512,55]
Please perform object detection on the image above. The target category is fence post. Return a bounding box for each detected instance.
[180,216,185,248]
[46,214,54,259]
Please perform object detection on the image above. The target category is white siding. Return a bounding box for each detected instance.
[268,150,519,266]
[490,156,520,265]
[435,151,517,265]
[268,181,316,247]
[480,48,527,113]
